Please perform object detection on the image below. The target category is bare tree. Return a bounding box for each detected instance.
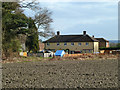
[34,8,55,38]
[20,0,55,38]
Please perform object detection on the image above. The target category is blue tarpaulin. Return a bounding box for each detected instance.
[55,50,65,57]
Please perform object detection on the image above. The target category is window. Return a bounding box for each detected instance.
[89,50,91,53]
[47,43,50,46]
[86,42,89,46]
[71,51,74,54]
[78,42,81,46]
[71,42,74,46]
[57,43,59,46]
[64,42,67,46]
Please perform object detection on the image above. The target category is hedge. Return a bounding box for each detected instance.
[99,46,120,50]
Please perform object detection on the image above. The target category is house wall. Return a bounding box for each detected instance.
[39,41,44,51]
[98,41,109,48]
[45,42,99,53]
[99,42,106,48]
[94,42,99,53]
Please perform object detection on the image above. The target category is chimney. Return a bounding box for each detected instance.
[83,31,86,36]
[57,31,60,35]
[92,35,94,38]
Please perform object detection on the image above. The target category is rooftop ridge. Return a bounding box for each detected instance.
[43,34,99,43]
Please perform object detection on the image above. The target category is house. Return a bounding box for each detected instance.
[95,37,109,48]
[39,40,44,51]
[43,31,99,54]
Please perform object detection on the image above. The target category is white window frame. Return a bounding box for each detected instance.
[71,42,74,46]
[89,50,91,52]
[86,42,89,46]
[57,42,60,46]
[78,42,81,46]
[64,42,67,46]
[47,43,50,46]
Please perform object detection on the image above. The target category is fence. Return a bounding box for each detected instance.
[27,52,105,58]
[27,52,54,57]
[27,53,44,57]
[63,53,105,57]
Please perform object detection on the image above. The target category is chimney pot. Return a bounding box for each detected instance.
[83,31,86,35]
[92,35,94,38]
[57,31,60,35]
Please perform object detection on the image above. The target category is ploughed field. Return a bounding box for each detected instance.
[2,59,118,88]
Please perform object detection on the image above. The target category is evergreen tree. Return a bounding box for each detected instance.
[2,1,54,59]
[26,18,39,52]
[2,2,29,58]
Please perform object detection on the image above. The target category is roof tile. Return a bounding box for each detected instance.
[43,34,98,43]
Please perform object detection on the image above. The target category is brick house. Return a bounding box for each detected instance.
[95,38,109,48]
[39,40,44,51]
[43,31,100,54]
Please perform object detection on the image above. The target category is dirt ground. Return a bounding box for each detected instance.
[2,58,118,88]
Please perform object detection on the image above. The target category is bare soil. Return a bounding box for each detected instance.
[2,58,118,88]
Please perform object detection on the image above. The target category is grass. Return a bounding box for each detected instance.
[2,54,118,64]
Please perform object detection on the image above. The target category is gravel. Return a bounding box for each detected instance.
[2,59,118,88]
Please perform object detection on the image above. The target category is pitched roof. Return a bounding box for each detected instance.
[43,34,98,43]
[95,38,109,42]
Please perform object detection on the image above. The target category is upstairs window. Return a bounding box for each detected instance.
[89,50,91,53]
[64,42,67,46]
[86,42,89,46]
[71,42,74,46]
[57,43,60,46]
[78,42,81,46]
[47,43,50,46]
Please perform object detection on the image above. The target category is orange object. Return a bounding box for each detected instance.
[23,52,27,57]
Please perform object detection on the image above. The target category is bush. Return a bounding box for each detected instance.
[99,46,120,50]
[2,38,21,59]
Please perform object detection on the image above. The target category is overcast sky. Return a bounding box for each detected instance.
[24,1,118,40]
